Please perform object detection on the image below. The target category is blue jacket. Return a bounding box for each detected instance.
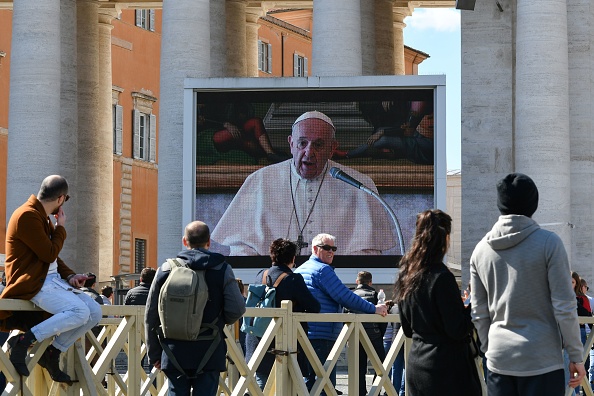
[295,255,375,340]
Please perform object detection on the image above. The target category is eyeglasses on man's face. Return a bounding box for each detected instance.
[317,244,337,252]
[62,194,70,202]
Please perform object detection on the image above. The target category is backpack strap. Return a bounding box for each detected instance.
[261,269,289,287]
[273,272,289,287]
[156,317,221,379]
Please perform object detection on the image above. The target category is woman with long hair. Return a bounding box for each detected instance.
[395,209,481,396]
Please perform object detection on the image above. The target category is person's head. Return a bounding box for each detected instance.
[37,175,70,215]
[394,209,452,302]
[269,238,298,267]
[356,271,372,286]
[183,221,211,249]
[572,272,583,296]
[496,173,539,217]
[288,111,338,180]
[311,233,337,265]
[83,272,96,288]
[581,278,589,295]
[101,285,113,298]
[140,267,156,285]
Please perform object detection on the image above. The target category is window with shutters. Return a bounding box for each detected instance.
[258,40,272,73]
[132,92,157,163]
[113,104,123,155]
[134,239,146,286]
[135,9,155,31]
[294,54,308,77]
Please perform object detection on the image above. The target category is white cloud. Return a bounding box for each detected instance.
[404,8,460,32]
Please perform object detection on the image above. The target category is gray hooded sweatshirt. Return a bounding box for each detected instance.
[470,215,582,376]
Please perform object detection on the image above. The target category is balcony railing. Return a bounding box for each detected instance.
[0,299,591,396]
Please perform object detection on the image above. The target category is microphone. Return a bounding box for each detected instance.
[329,167,406,254]
[329,167,364,190]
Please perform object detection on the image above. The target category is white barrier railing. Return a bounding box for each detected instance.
[0,299,591,396]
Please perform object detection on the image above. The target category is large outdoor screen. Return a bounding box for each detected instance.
[183,76,446,283]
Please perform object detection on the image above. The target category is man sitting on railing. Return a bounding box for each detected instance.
[0,175,103,384]
[295,233,388,394]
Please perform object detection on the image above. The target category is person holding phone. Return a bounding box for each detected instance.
[0,175,102,384]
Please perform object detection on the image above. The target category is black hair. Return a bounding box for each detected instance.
[269,238,298,266]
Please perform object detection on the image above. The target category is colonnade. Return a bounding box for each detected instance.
[461,0,588,281]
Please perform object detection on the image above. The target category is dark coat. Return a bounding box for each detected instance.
[398,262,481,396]
[347,284,387,340]
[124,283,151,306]
[245,264,320,374]
[145,248,246,373]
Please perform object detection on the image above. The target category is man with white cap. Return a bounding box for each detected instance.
[212,110,395,256]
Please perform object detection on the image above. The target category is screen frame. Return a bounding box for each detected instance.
[182,75,447,283]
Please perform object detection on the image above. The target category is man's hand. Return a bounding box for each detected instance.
[375,304,388,317]
[68,274,90,288]
[54,206,66,227]
[153,360,161,370]
[223,123,242,139]
[568,362,586,388]
[366,130,385,145]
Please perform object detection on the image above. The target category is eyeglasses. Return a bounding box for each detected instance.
[63,194,70,202]
[316,244,337,252]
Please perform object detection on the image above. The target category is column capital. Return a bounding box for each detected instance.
[393,7,410,29]
[98,4,121,23]
[246,11,261,25]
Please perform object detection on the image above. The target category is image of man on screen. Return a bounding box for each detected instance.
[211,110,396,256]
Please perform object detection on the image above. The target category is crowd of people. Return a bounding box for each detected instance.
[0,115,592,396]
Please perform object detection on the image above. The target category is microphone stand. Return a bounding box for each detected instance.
[357,185,405,255]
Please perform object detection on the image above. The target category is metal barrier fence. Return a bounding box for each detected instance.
[0,299,591,396]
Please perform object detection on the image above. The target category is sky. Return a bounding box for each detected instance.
[404,8,461,171]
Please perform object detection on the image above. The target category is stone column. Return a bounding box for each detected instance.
[6,0,61,217]
[375,0,395,75]
[313,0,362,76]
[516,0,571,248]
[158,0,211,264]
[60,0,79,267]
[96,9,116,281]
[245,12,260,77]
[210,0,226,76]
[77,0,102,275]
[226,0,247,77]
[393,9,408,75]
[360,0,375,75]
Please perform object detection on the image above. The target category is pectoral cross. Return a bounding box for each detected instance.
[296,235,308,250]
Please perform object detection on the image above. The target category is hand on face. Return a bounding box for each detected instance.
[54,205,66,227]
[289,118,337,179]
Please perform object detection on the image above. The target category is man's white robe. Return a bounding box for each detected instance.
[211,160,396,255]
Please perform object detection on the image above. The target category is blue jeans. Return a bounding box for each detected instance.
[30,274,102,352]
[163,369,218,396]
[305,338,337,394]
[590,340,594,389]
[383,340,405,395]
[255,372,268,390]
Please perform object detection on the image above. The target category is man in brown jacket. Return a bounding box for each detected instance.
[2,175,102,383]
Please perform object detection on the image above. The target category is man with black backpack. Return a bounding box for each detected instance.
[145,221,246,395]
